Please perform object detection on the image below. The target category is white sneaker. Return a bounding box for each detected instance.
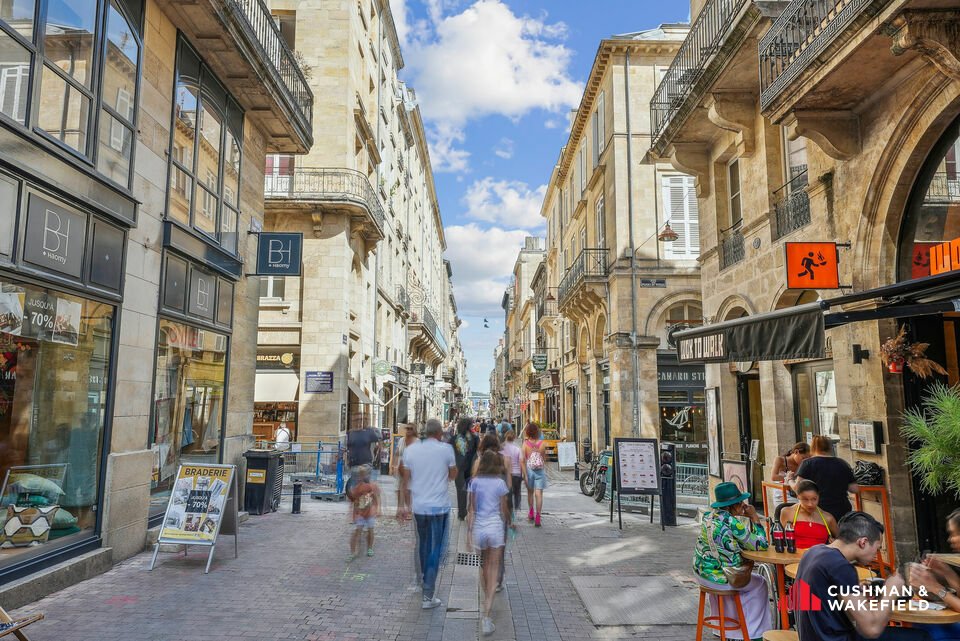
[482,617,495,636]
[421,596,442,609]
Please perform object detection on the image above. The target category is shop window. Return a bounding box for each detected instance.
[0,0,141,185]
[662,175,700,259]
[0,277,113,569]
[150,319,227,516]
[166,37,244,255]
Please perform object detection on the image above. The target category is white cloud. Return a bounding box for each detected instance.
[462,178,546,230]
[493,138,514,159]
[543,118,562,129]
[444,224,532,316]
[403,0,583,172]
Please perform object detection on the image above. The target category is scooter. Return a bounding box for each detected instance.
[593,450,613,502]
[579,455,600,496]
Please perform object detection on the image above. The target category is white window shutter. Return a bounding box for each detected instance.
[685,176,700,257]
[597,91,605,155]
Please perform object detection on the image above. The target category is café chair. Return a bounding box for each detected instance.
[762,631,799,641]
[695,584,750,641]
[0,605,43,640]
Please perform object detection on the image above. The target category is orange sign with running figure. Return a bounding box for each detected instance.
[785,242,840,289]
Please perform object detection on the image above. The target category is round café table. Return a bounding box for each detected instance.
[742,549,805,629]
[890,606,960,625]
[784,562,874,581]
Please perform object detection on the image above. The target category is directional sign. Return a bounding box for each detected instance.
[785,242,839,289]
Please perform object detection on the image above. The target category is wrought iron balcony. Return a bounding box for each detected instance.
[413,306,448,357]
[536,288,558,321]
[772,169,811,239]
[924,172,960,204]
[720,221,745,270]
[396,285,410,311]
[558,249,608,306]
[759,0,889,111]
[650,0,750,153]
[265,168,385,238]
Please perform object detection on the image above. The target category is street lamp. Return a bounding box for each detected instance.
[657,221,680,243]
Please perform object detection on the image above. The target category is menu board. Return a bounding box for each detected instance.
[614,438,661,495]
[157,464,235,543]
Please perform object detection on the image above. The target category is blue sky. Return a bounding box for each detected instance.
[390,0,689,393]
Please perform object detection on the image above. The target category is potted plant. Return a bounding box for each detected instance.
[879,326,948,377]
[899,382,960,497]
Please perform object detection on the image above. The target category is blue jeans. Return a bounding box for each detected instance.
[880,627,934,641]
[414,513,449,599]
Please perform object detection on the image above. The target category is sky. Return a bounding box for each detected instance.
[389,0,689,393]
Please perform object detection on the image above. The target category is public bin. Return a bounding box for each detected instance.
[243,449,284,515]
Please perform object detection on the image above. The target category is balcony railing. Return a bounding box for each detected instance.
[772,169,810,239]
[536,288,558,320]
[265,168,385,235]
[925,172,960,204]
[420,307,448,356]
[650,0,749,150]
[720,221,745,270]
[558,249,608,304]
[227,0,313,133]
[396,285,410,311]
[759,0,887,111]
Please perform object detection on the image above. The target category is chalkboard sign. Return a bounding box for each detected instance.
[614,438,661,495]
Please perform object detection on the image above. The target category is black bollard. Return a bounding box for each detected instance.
[292,481,302,514]
[574,461,580,481]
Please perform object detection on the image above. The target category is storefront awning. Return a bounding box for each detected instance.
[254,371,300,402]
[675,269,960,364]
[347,379,377,405]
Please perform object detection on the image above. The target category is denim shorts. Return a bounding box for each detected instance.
[354,516,376,530]
[527,467,547,490]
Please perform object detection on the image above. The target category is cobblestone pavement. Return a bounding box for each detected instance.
[10,466,700,641]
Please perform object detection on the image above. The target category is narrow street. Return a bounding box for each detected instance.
[10,466,700,641]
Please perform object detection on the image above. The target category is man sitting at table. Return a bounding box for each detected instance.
[796,511,931,641]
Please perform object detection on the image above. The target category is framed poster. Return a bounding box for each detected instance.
[705,387,722,477]
[613,438,660,495]
[849,420,883,454]
[722,459,749,494]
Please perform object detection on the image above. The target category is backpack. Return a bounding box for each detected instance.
[527,443,544,471]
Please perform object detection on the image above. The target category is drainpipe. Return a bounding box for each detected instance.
[624,50,640,438]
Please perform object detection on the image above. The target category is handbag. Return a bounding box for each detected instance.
[854,460,884,486]
[704,513,755,589]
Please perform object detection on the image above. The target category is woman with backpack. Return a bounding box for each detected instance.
[522,422,547,527]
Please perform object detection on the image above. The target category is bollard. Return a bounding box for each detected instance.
[292,481,302,514]
[574,461,580,481]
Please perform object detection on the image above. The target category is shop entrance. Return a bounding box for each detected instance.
[904,315,960,552]
[736,373,765,505]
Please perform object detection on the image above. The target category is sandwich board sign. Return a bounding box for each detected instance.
[149,463,239,574]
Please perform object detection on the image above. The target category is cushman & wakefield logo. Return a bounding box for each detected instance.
[784,579,931,613]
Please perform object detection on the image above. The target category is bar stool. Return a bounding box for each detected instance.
[762,631,799,641]
[695,584,750,641]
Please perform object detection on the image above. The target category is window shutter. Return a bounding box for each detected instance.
[597,92,605,156]
[592,113,599,168]
[684,176,700,257]
[662,176,699,259]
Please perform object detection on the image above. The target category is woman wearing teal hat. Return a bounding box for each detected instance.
[693,481,772,640]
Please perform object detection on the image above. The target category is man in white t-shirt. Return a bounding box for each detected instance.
[401,418,456,609]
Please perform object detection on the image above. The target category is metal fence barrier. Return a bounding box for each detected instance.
[255,441,345,497]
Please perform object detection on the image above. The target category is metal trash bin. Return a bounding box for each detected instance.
[243,449,284,515]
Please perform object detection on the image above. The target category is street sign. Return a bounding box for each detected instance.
[373,360,390,376]
[785,242,839,289]
[532,353,548,371]
[256,232,302,276]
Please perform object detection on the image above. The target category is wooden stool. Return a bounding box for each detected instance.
[762,631,799,641]
[696,584,750,641]
[0,606,43,640]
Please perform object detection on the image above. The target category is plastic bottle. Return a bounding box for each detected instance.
[772,519,785,554]
[785,521,796,554]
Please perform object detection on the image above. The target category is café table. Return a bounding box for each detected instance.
[784,562,874,581]
[742,549,805,629]
[890,606,960,625]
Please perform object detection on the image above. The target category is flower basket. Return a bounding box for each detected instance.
[880,327,947,379]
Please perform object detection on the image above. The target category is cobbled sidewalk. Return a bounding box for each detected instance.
[10,468,701,641]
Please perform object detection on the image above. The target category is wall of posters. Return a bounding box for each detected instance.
[157,464,234,543]
[705,388,722,477]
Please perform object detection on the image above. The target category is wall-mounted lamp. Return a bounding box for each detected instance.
[852,344,870,364]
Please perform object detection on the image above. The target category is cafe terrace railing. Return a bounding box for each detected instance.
[924,172,960,204]
[650,0,749,151]
[264,168,385,236]
[772,168,810,239]
[759,0,891,111]
[719,221,745,270]
[225,0,313,135]
[558,249,608,306]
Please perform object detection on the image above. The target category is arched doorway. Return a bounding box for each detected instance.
[895,115,960,552]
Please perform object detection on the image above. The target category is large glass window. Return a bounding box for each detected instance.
[167,38,243,255]
[150,319,227,516]
[0,277,112,568]
[791,361,838,441]
[0,0,140,186]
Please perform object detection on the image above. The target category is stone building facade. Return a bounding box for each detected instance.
[255,0,465,446]
[655,0,960,563]
[0,0,313,601]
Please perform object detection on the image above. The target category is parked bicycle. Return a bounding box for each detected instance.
[680,473,708,497]
[579,449,613,501]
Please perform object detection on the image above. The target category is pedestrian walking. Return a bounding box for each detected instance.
[501,430,524,517]
[393,423,418,519]
[401,418,457,610]
[522,422,547,527]
[346,465,380,560]
[467,450,511,636]
[345,423,382,476]
[453,417,479,520]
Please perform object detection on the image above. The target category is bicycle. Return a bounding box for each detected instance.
[680,474,708,496]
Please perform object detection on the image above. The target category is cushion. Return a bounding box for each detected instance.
[0,505,59,548]
[50,507,77,529]
[9,474,64,498]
